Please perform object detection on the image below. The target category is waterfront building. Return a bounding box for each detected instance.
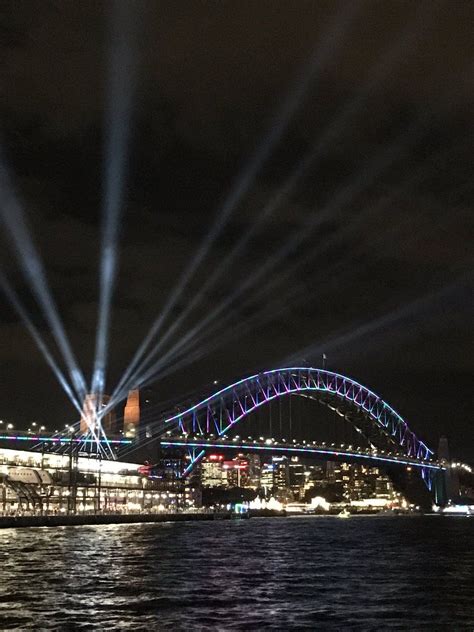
[322,461,402,504]
[0,446,200,515]
[223,457,248,487]
[152,456,184,482]
[260,463,274,493]
[303,464,326,494]
[245,453,261,489]
[271,456,293,502]
[201,454,225,487]
[326,461,335,481]
[199,453,261,489]
[288,457,305,500]
[272,456,290,489]
[222,454,260,488]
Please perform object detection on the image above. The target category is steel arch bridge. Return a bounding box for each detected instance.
[158,368,440,488]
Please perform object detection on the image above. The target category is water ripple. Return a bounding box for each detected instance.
[0,516,473,630]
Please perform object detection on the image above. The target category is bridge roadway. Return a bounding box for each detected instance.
[160,435,445,471]
[0,432,444,471]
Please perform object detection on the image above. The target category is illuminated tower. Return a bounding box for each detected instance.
[80,393,98,434]
[124,389,140,437]
[80,393,116,435]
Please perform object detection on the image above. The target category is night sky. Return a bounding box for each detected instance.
[0,2,473,460]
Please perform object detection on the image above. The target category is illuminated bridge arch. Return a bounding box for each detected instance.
[162,368,434,464]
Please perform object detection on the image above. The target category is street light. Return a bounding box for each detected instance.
[7,423,13,430]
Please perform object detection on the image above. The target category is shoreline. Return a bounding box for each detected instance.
[0,509,433,529]
[0,509,286,529]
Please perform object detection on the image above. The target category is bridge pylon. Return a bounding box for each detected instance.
[432,469,448,506]
[435,436,459,505]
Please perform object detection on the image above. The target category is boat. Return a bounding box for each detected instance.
[337,509,351,519]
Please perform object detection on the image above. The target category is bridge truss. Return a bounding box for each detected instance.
[158,368,437,487]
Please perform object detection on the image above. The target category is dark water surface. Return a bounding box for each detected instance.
[0,516,473,630]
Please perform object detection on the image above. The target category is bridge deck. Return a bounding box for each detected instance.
[161,437,444,470]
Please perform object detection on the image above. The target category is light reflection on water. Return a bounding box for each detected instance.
[0,516,473,630]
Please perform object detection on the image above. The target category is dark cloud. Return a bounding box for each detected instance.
[0,1,473,460]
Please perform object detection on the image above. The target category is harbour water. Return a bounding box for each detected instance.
[0,515,473,630]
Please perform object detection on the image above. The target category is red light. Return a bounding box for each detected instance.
[208,454,223,461]
[137,464,152,475]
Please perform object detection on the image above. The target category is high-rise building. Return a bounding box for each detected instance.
[245,453,261,489]
[223,459,247,487]
[326,461,336,481]
[289,456,305,500]
[124,389,140,438]
[201,454,225,487]
[272,456,290,490]
[261,463,274,492]
[272,456,293,502]
[324,460,399,503]
[334,462,351,487]
[304,464,325,492]
[198,454,259,490]
[223,454,262,487]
